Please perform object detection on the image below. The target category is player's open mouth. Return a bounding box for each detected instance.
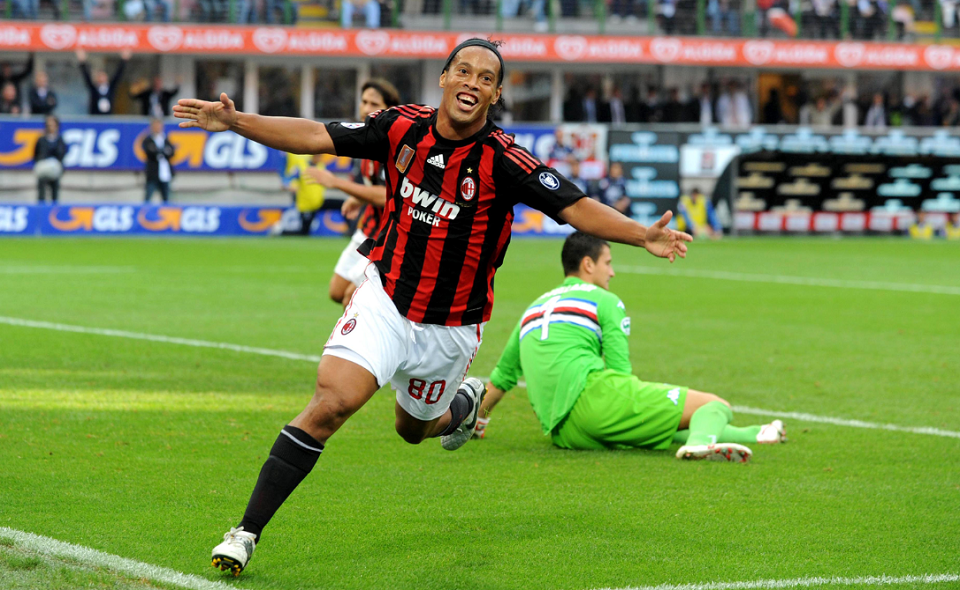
[456,93,478,111]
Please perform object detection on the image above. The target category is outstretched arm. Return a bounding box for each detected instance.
[13,54,33,84]
[558,197,692,263]
[76,50,94,91]
[475,383,508,439]
[174,93,337,156]
[109,51,129,91]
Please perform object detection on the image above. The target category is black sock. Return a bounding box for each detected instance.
[438,389,473,437]
[237,425,323,541]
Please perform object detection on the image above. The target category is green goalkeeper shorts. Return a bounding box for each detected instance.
[551,369,687,451]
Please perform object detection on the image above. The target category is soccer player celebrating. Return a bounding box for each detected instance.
[174,38,692,576]
[308,78,401,306]
[475,232,786,460]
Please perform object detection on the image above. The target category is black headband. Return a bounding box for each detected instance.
[442,39,504,87]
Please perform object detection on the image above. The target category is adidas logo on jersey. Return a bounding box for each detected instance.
[427,154,445,169]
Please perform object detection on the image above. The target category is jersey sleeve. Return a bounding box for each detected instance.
[326,107,401,163]
[489,321,523,392]
[497,143,585,223]
[599,294,632,374]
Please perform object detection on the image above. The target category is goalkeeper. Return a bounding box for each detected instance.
[477,231,785,462]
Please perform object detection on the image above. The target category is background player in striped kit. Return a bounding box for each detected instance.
[308,79,401,306]
[475,232,786,461]
[174,38,692,576]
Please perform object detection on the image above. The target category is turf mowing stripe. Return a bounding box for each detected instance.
[0,316,322,363]
[0,527,227,590]
[5,315,959,440]
[0,265,135,274]
[619,266,960,296]
[732,406,960,439]
[595,573,960,590]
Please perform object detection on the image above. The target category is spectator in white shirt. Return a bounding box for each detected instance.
[608,87,627,125]
[841,87,859,128]
[717,81,752,127]
[864,93,886,128]
[696,82,714,125]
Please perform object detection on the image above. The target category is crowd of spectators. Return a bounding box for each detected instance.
[1,0,297,23]
[0,52,180,117]
[0,0,956,41]
[556,77,960,129]
[3,52,960,132]
[562,81,755,126]
[762,82,960,128]
[0,52,184,204]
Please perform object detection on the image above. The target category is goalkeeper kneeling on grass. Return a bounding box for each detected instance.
[475,231,785,462]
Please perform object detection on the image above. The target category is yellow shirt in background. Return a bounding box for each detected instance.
[285,153,325,213]
[678,194,709,233]
[909,223,935,240]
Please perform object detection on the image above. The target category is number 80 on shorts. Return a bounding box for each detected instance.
[408,379,446,404]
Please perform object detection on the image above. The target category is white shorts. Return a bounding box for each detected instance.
[323,264,484,421]
[332,229,370,287]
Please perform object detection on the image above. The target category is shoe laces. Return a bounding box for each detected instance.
[223,526,252,544]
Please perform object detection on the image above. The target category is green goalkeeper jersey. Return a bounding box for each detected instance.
[489,277,632,434]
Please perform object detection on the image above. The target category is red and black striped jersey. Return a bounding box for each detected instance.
[352,159,385,239]
[327,104,585,327]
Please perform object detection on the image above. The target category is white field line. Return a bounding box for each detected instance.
[594,573,960,590]
[0,265,135,274]
[618,266,960,297]
[732,406,960,439]
[2,316,959,440]
[0,527,227,590]
[0,316,322,363]
[3,527,955,590]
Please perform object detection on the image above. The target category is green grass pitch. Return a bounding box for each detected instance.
[0,236,958,590]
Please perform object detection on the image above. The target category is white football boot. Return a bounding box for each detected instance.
[676,443,753,463]
[211,527,256,576]
[441,378,486,451]
[757,419,787,444]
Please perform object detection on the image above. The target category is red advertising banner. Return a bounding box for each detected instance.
[2,23,960,70]
[734,211,920,233]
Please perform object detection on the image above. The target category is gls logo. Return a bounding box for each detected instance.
[48,206,135,232]
[0,206,28,233]
[400,177,460,227]
[62,128,120,168]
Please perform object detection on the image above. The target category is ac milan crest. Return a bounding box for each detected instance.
[460,177,476,201]
[341,318,357,335]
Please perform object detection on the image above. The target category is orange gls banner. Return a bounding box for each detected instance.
[1,23,960,70]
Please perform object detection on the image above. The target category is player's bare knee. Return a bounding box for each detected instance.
[309,394,353,431]
[308,382,357,424]
[689,389,729,408]
[704,393,731,408]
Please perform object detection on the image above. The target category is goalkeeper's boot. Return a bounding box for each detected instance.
[676,443,752,463]
[211,527,256,576]
[441,378,486,451]
[757,419,787,444]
